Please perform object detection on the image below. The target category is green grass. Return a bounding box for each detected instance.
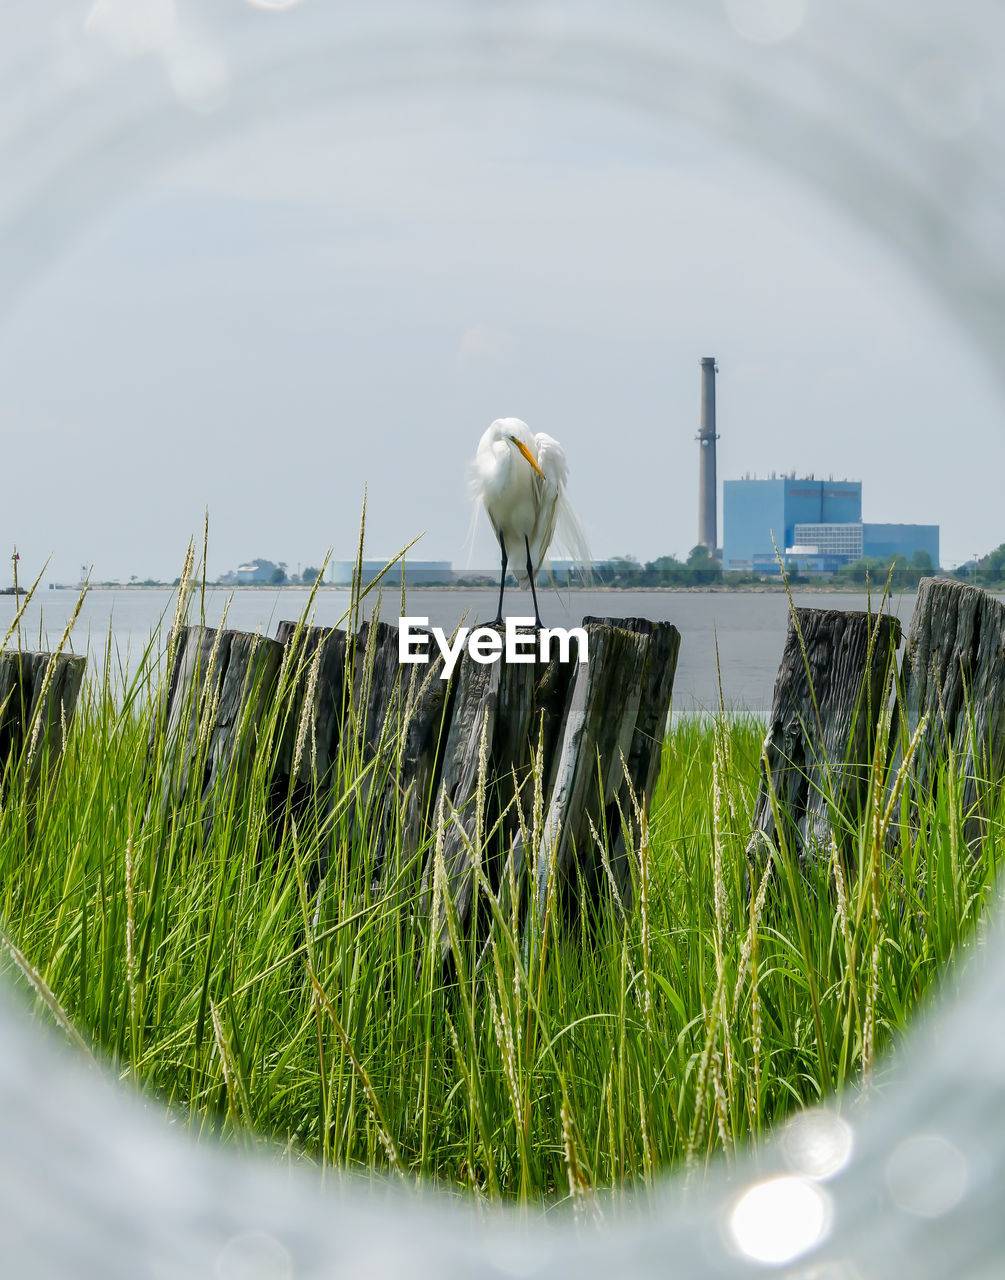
[0,580,1001,1208]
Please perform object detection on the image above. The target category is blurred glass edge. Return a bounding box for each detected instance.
[2,3,1005,1277]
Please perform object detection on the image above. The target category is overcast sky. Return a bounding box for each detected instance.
[1,80,1002,583]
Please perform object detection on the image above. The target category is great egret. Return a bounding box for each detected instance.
[472,417,589,628]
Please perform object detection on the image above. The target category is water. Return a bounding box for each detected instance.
[1,583,930,717]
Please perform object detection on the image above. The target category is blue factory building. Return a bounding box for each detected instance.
[723,476,862,571]
[722,475,938,573]
[861,523,940,564]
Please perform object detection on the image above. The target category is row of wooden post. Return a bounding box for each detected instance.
[749,577,1005,865]
[2,578,1004,930]
[149,615,681,939]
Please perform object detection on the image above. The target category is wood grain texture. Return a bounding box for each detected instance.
[153,627,283,831]
[273,621,349,793]
[749,608,901,867]
[158,614,681,953]
[269,622,350,892]
[422,636,547,952]
[892,577,1005,847]
[582,617,681,908]
[374,652,453,891]
[529,622,649,915]
[273,619,453,896]
[0,650,85,796]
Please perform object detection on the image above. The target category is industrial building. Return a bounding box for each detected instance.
[721,475,939,574]
[329,559,453,587]
[690,357,939,576]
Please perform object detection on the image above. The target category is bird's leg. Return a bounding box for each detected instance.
[492,534,507,627]
[525,534,543,629]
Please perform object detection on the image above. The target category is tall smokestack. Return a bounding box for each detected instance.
[697,356,719,558]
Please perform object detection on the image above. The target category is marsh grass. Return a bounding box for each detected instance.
[0,561,1001,1205]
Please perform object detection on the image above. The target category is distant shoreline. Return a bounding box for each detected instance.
[43,580,945,596]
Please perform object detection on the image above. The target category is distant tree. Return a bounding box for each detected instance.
[973,543,1005,586]
[269,566,287,585]
[302,566,322,585]
[910,550,935,573]
[597,555,642,586]
[686,544,721,585]
[837,556,886,586]
[644,554,688,587]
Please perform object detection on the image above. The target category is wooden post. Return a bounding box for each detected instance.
[152,627,283,831]
[422,635,547,952]
[582,617,681,909]
[155,615,680,953]
[417,618,681,950]
[370,649,453,892]
[748,608,901,868]
[891,577,1005,848]
[267,622,349,894]
[272,619,453,897]
[343,621,429,889]
[525,621,655,917]
[273,621,348,798]
[0,650,85,796]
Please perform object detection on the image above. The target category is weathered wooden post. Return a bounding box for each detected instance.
[271,618,453,895]
[581,617,681,909]
[273,621,348,803]
[489,616,675,926]
[366,646,452,892]
[748,608,902,868]
[0,650,85,796]
[156,613,681,958]
[890,577,1005,848]
[151,627,284,831]
[342,621,417,886]
[531,623,638,915]
[424,617,679,949]
[421,632,551,951]
[266,621,350,893]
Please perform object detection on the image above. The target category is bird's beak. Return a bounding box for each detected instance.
[509,435,546,479]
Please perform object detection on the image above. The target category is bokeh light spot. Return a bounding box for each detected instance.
[782,1110,855,1180]
[729,1175,831,1265]
[886,1133,968,1218]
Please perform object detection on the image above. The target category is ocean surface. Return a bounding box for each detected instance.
[0,583,939,718]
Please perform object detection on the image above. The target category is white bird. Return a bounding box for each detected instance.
[472,417,589,628]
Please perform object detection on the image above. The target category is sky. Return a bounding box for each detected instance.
[1,78,1003,584]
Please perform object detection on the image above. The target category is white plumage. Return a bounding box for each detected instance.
[472,417,589,625]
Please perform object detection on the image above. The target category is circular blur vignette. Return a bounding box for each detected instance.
[3,2,1005,1279]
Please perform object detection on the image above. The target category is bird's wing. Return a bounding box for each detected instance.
[520,434,559,575]
[532,434,591,580]
[533,433,568,489]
